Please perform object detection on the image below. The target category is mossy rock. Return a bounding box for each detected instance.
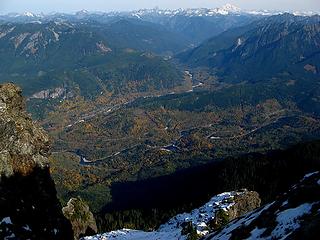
[63,197,97,240]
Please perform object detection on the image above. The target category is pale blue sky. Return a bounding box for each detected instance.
[0,0,319,14]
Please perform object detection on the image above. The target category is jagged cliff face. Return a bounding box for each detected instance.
[0,83,50,176]
[0,83,73,239]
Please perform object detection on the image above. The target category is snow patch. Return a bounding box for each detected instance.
[281,200,289,207]
[30,87,66,99]
[211,202,274,239]
[50,29,60,41]
[84,191,247,240]
[246,227,267,239]
[271,203,315,239]
[236,38,242,47]
[1,217,12,225]
[96,42,112,54]
[192,82,204,88]
[4,233,15,239]
[23,225,32,231]
[303,171,319,179]
[23,12,36,17]
[83,228,184,240]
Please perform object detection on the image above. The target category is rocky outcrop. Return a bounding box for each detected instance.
[0,83,50,177]
[0,83,73,239]
[211,189,261,229]
[29,87,67,100]
[63,197,98,240]
[229,190,261,219]
[204,171,320,240]
[82,190,261,240]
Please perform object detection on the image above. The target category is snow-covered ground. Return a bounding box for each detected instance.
[83,191,245,240]
[212,201,318,240]
[84,228,184,240]
[204,171,320,240]
[84,171,320,240]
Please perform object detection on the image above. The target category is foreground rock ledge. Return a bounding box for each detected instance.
[63,197,98,240]
[0,83,73,239]
[204,172,320,240]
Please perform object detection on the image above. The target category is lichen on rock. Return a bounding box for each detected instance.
[63,197,98,240]
[0,83,50,177]
[0,83,73,240]
[210,189,261,230]
[227,189,261,220]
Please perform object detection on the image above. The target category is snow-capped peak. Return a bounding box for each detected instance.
[206,4,241,15]
[77,9,89,15]
[9,11,44,18]
[22,12,36,17]
[18,12,36,17]
[220,4,241,13]
[129,4,242,18]
[129,6,319,18]
[293,10,318,16]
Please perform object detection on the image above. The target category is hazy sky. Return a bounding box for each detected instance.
[0,0,319,14]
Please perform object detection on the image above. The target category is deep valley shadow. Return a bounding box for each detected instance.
[97,140,320,231]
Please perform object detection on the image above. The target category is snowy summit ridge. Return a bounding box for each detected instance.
[2,4,319,20]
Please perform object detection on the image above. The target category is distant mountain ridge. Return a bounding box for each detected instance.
[1,4,319,21]
[0,8,320,238]
[0,4,264,45]
[0,19,185,98]
[179,13,320,82]
[2,5,318,46]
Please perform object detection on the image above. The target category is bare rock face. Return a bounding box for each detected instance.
[227,190,261,220]
[0,83,50,177]
[0,83,73,239]
[63,197,98,240]
[211,189,261,229]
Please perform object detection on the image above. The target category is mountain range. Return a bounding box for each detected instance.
[4,4,316,46]
[2,4,318,21]
[0,6,319,239]
[0,19,186,105]
[179,13,320,83]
